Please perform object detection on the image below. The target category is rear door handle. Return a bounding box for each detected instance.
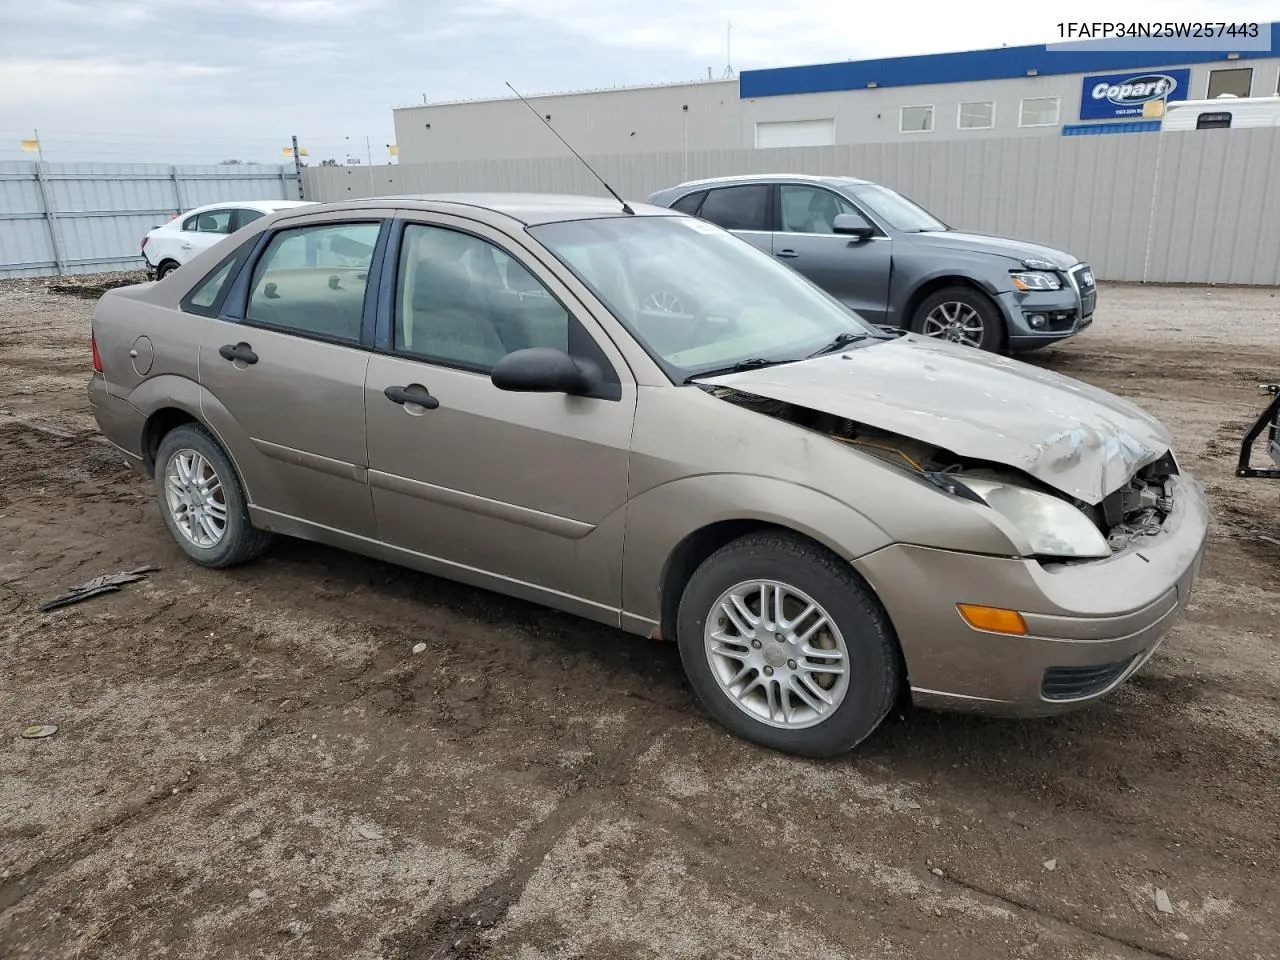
[776,249,799,259]
[180,242,194,250]
[218,342,258,365]
[384,383,440,410]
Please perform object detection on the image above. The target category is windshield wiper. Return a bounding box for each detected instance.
[686,357,782,382]
[807,332,870,358]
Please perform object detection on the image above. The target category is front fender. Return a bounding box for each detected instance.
[621,472,893,624]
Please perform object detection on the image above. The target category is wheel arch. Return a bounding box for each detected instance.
[902,274,999,332]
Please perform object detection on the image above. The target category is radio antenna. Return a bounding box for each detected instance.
[505,82,634,215]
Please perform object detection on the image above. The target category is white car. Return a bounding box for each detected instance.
[141,200,314,279]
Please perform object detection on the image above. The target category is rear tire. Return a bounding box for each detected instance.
[911,285,1007,353]
[156,260,180,280]
[153,424,271,568]
[675,532,901,758]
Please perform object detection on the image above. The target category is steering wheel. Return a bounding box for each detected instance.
[687,297,738,345]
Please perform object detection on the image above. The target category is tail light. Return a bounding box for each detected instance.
[91,331,103,373]
[141,235,149,253]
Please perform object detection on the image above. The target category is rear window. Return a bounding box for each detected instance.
[670,190,706,215]
[179,237,259,317]
[698,185,770,232]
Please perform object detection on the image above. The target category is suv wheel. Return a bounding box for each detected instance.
[157,260,180,280]
[676,532,901,758]
[154,424,272,568]
[912,286,1006,353]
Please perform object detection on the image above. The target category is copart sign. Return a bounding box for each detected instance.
[1079,68,1191,119]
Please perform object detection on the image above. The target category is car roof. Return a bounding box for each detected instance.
[178,199,313,217]
[271,193,676,227]
[657,173,874,192]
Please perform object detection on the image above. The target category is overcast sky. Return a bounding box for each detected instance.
[0,0,1276,164]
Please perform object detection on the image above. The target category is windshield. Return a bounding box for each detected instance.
[528,216,880,381]
[845,183,948,232]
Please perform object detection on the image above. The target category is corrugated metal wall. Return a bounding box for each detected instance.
[0,162,302,278]
[302,128,1280,285]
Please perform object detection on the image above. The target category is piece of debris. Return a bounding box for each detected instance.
[412,642,427,655]
[354,824,384,841]
[930,867,944,878]
[21,724,58,740]
[1259,534,1280,547]
[1175,933,1189,942]
[1155,888,1174,914]
[1043,859,1057,872]
[39,566,161,612]
[248,889,267,900]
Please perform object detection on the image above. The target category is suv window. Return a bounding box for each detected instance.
[670,190,706,215]
[396,224,570,370]
[779,185,855,234]
[245,221,380,342]
[697,185,770,231]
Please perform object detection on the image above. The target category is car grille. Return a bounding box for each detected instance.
[1068,264,1096,318]
[1041,655,1136,701]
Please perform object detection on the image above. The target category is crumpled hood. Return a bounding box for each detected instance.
[908,231,1079,270]
[697,336,1171,504]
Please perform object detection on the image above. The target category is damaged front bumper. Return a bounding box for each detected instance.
[854,474,1208,715]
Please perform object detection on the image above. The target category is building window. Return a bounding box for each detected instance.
[1019,96,1060,127]
[958,101,995,129]
[900,105,934,133]
[1207,67,1252,99]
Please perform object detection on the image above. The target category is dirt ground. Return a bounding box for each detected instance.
[1,276,1278,960]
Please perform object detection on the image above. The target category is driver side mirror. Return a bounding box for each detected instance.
[491,347,592,395]
[833,213,874,239]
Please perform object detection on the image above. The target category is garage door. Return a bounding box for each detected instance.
[755,119,836,149]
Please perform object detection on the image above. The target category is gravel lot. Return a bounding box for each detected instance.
[1,277,1278,960]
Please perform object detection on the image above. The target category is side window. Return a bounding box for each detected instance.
[180,237,258,317]
[670,190,706,215]
[181,214,199,232]
[194,209,236,234]
[778,185,855,234]
[233,209,267,230]
[396,224,571,371]
[697,185,770,231]
[244,221,380,342]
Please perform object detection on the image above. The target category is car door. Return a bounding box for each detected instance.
[773,183,893,324]
[177,208,237,263]
[196,214,387,539]
[363,214,637,619]
[693,184,773,254]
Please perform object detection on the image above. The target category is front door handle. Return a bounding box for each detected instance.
[180,242,194,250]
[384,383,440,410]
[218,342,258,365]
[776,249,799,259]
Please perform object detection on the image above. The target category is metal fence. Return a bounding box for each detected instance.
[301,128,1280,285]
[0,162,302,278]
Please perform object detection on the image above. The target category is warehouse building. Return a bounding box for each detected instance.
[393,26,1280,163]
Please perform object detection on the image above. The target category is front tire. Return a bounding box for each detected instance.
[911,286,1006,353]
[153,424,271,568]
[675,532,901,758]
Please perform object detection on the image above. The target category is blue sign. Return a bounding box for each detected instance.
[1079,68,1191,119]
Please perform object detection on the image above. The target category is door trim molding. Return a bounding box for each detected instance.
[368,469,595,540]
[252,437,368,483]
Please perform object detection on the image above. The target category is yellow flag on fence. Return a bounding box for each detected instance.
[388,144,399,157]
[281,146,293,157]
[20,139,39,153]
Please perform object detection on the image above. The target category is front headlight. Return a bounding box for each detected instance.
[1009,270,1062,292]
[959,477,1111,559]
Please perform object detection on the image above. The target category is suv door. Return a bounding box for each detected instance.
[197,214,386,538]
[773,184,893,323]
[691,184,773,254]
[363,215,636,619]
